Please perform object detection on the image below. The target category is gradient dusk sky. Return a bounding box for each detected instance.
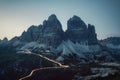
[0,0,120,40]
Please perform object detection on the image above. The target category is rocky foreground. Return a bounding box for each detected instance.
[20,67,74,80]
[19,53,120,80]
[20,61,120,80]
[0,52,120,80]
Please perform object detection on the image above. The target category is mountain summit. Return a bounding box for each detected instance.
[20,14,64,47]
[66,15,98,45]
[10,14,98,48]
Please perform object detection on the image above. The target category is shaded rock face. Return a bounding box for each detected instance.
[87,24,98,45]
[20,25,41,42]
[22,68,74,80]
[0,37,8,45]
[67,15,87,30]
[66,16,88,43]
[40,14,65,47]
[14,14,98,48]
[10,36,19,42]
[66,16,98,44]
[20,14,64,48]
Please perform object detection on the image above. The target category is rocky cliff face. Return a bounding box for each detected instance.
[66,15,98,45]
[87,24,98,45]
[20,14,64,48]
[66,16,88,43]
[39,14,64,47]
[10,14,98,49]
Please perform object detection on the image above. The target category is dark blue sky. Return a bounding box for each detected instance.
[0,0,120,40]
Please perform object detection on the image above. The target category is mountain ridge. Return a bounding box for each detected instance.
[8,14,98,48]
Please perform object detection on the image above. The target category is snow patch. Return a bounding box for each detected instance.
[91,68,117,77]
[56,56,64,61]
[57,40,86,59]
[20,42,46,51]
[100,62,120,67]
[20,42,38,50]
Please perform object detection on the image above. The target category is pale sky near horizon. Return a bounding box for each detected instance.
[0,0,120,40]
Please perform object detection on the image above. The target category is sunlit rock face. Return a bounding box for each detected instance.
[20,14,64,48]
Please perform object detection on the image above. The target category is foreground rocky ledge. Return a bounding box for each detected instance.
[20,67,74,80]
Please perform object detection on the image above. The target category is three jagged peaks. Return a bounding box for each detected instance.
[10,14,98,47]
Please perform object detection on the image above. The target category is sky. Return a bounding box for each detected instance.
[0,0,120,40]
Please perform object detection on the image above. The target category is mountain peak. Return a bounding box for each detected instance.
[27,25,37,31]
[15,14,98,47]
[48,14,57,21]
[3,37,8,41]
[43,14,63,30]
[67,15,87,30]
[72,15,81,20]
[0,37,8,44]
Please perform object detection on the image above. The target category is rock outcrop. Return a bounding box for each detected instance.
[20,14,64,48]
[66,15,88,44]
[87,24,98,45]
[10,14,98,49]
[66,15,98,45]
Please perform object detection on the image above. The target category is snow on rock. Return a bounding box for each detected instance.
[56,40,117,62]
[100,62,120,67]
[17,49,32,54]
[75,42,90,53]
[24,49,32,54]
[56,56,64,61]
[33,44,46,49]
[75,68,118,80]
[57,40,74,55]
[91,68,117,77]
[56,40,103,61]
[20,42,38,50]
[73,67,119,80]
[57,40,86,59]
[57,40,101,56]
[20,42,46,51]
